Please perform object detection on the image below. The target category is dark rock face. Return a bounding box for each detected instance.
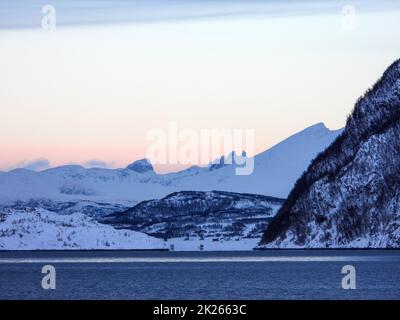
[209,151,247,171]
[102,191,284,240]
[126,159,154,173]
[261,59,400,248]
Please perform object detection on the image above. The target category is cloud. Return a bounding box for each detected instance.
[18,158,50,172]
[3,0,398,30]
[83,160,114,169]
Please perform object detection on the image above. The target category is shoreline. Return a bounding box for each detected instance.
[0,248,399,252]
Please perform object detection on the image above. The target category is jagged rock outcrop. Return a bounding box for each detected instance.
[260,59,400,248]
[209,151,247,171]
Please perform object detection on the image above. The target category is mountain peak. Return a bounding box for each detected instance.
[126,158,154,173]
[293,122,344,140]
[303,122,329,133]
[311,122,327,129]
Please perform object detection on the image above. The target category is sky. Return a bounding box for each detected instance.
[1,0,400,172]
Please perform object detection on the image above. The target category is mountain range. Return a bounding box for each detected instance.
[0,123,341,250]
[0,122,341,205]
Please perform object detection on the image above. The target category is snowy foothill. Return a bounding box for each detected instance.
[0,208,164,250]
[0,208,263,251]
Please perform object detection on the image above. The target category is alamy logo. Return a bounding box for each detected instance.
[41,265,56,290]
[341,265,356,290]
[146,121,255,175]
[41,5,56,30]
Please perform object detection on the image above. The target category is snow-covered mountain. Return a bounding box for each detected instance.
[102,190,284,241]
[164,123,342,198]
[260,59,400,249]
[0,123,341,208]
[0,208,164,250]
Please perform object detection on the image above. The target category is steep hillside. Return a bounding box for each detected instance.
[260,59,400,248]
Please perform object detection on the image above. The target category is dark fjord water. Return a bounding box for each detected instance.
[0,250,399,300]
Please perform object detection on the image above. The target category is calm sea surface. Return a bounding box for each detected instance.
[0,250,399,300]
